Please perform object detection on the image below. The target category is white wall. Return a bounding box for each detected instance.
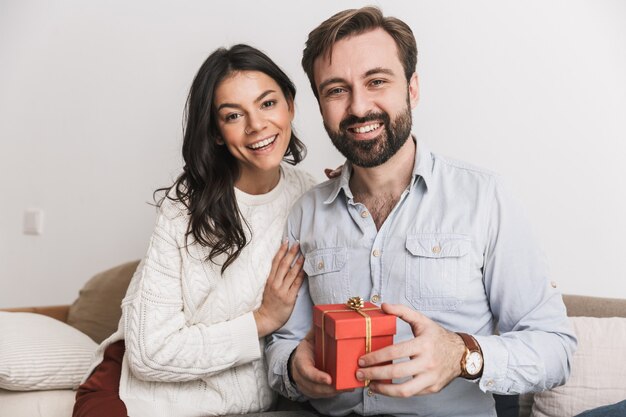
[1,0,625,307]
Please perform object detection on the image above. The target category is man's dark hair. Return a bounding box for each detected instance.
[302,6,418,99]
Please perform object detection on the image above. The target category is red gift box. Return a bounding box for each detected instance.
[313,297,396,390]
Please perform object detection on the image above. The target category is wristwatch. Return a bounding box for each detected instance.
[457,332,483,379]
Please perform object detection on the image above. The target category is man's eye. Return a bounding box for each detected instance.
[261,100,276,108]
[328,87,346,96]
[370,79,385,87]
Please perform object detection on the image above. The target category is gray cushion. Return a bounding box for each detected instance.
[67,260,139,343]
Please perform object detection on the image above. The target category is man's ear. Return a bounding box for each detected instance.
[409,72,420,109]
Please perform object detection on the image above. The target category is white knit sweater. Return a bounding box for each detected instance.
[85,164,315,417]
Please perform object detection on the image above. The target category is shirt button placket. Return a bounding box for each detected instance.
[370,248,382,311]
[363,387,376,415]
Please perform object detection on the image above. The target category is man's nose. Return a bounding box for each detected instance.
[347,87,374,118]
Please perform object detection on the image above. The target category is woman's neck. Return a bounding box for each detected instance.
[235,167,281,195]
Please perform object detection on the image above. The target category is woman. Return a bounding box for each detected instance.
[73,44,316,417]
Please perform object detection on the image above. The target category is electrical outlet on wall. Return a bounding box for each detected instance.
[23,209,44,235]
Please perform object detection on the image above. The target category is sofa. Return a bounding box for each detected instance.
[1,261,625,417]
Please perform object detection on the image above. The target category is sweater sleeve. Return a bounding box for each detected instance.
[122,204,261,383]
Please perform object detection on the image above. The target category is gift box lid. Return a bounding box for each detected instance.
[313,301,396,340]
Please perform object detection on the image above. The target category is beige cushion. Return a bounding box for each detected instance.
[67,260,139,343]
[0,388,75,417]
[0,312,97,391]
[531,316,626,417]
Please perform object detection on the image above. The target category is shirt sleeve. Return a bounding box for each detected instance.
[475,176,577,394]
[122,204,261,382]
[265,206,313,401]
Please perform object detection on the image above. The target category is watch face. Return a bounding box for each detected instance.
[466,351,483,375]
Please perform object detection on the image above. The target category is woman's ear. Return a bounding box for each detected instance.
[216,137,224,145]
[287,96,295,122]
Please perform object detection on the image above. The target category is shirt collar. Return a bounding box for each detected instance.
[411,138,434,191]
[323,138,434,205]
[324,161,354,204]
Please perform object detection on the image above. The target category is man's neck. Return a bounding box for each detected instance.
[349,137,416,199]
[349,138,416,230]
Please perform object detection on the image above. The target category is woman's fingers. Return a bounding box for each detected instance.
[284,254,304,285]
[256,241,306,336]
[274,241,301,285]
[268,240,289,284]
[288,269,305,297]
[324,165,343,179]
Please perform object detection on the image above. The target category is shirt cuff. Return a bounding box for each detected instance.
[474,334,510,393]
[271,340,305,401]
[229,312,262,366]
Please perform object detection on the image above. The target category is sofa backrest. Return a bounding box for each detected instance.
[562,294,626,318]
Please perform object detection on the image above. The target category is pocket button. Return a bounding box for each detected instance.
[431,245,441,254]
[317,261,325,270]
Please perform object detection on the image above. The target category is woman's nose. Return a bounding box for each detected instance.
[245,111,267,135]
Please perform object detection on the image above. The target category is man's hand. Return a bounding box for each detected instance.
[355,303,466,397]
[290,331,343,399]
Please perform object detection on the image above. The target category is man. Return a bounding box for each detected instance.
[266,7,576,416]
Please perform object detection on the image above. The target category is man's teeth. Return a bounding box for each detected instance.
[248,136,276,150]
[352,123,381,134]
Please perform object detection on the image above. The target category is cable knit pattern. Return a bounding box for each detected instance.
[83,164,315,417]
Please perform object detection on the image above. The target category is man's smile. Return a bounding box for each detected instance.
[348,123,382,134]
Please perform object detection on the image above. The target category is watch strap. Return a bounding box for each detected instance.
[457,332,483,379]
[457,332,480,352]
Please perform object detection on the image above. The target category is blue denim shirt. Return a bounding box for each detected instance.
[266,141,576,417]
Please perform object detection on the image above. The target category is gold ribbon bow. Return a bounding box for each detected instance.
[346,297,372,360]
[347,296,365,310]
[320,296,379,386]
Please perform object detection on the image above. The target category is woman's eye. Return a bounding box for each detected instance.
[261,100,276,108]
[225,113,242,121]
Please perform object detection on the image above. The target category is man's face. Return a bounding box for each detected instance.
[313,28,419,168]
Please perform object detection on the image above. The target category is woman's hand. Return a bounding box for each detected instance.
[324,165,343,179]
[254,240,305,337]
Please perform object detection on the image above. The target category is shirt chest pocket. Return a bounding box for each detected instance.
[303,247,349,304]
[405,234,470,311]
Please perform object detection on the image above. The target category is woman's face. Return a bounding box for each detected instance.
[213,70,294,178]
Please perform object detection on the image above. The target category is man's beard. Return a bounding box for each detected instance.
[324,103,412,168]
